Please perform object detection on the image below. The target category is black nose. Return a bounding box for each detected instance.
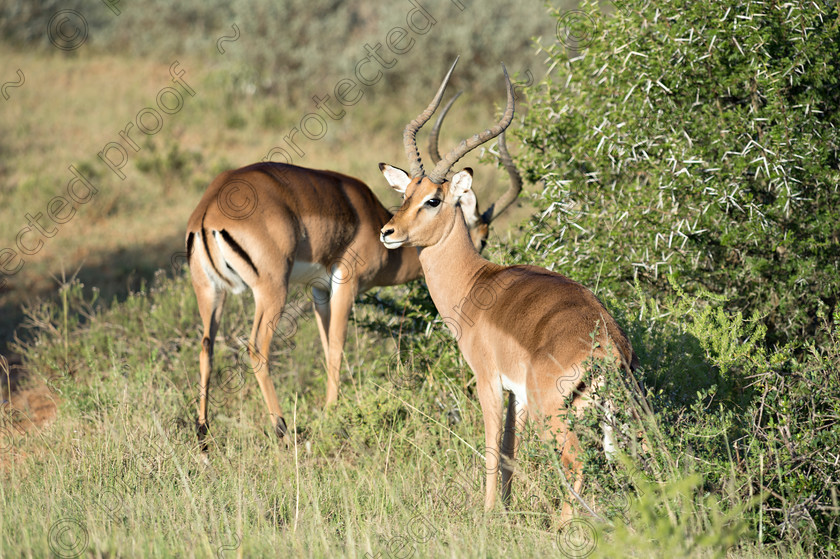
[382,228,394,237]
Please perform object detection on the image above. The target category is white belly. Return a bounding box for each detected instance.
[501,372,528,407]
[289,261,330,285]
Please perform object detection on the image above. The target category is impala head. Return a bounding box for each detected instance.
[379,164,480,249]
[380,58,521,251]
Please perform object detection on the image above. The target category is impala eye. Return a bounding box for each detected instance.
[425,198,441,208]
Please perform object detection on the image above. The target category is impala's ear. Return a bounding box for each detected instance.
[449,168,473,201]
[379,163,411,194]
[458,188,480,227]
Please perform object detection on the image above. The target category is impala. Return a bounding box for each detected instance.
[379,60,638,522]
[185,65,521,450]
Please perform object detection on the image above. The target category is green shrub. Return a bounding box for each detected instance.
[571,284,840,554]
[516,0,840,348]
[511,3,840,545]
[744,310,840,553]
[134,138,203,192]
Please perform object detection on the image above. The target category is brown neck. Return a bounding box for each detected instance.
[418,207,488,317]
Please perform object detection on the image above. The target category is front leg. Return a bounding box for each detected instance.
[324,281,356,405]
[500,392,524,506]
[312,286,331,376]
[476,376,504,512]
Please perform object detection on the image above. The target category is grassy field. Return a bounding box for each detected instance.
[1,263,768,558]
[0,37,572,559]
[2,272,563,558]
[1,2,835,557]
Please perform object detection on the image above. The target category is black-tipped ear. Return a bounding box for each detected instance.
[450,169,474,199]
[380,163,412,193]
[463,167,473,177]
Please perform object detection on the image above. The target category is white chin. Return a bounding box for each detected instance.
[382,240,405,249]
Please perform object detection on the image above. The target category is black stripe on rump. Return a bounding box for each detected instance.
[186,232,195,265]
[219,229,259,277]
[201,217,231,287]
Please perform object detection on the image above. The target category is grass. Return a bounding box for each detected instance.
[1,266,797,558]
[1,272,566,558]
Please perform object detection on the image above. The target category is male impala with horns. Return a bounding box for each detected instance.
[380,58,638,523]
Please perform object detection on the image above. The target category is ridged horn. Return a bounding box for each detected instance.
[481,131,523,223]
[402,57,459,178]
[427,64,515,185]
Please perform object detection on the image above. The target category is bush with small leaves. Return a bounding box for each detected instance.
[516,0,840,349]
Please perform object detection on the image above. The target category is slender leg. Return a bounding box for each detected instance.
[476,378,504,512]
[251,285,289,445]
[193,273,226,453]
[323,282,355,406]
[556,425,584,524]
[500,392,518,506]
[549,387,590,524]
[312,286,331,381]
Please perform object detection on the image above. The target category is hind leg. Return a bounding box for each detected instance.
[554,421,584,524]
[191,266,227,452]
[553,381,599,524]
[250,275,293,445]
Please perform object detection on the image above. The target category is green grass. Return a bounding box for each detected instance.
[0,268,809,558]
[0,272,563,558]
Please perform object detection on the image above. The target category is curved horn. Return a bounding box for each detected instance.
[427,64,515,185]
[427,91,462,164]
[481,131,523,223]
[403,57,459,178]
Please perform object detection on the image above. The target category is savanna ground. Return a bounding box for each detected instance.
[1,1,839,557]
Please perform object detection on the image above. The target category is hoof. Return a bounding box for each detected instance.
[275,416,288,439]
[197,421,209,453]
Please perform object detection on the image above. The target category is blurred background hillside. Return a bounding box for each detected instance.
[1,0,554,101]
[0,0,559,354]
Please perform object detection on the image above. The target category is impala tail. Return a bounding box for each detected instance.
[188,221,258,295]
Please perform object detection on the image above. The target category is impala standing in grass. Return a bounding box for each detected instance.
[185,65,522,450]
[379,59,638,522]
